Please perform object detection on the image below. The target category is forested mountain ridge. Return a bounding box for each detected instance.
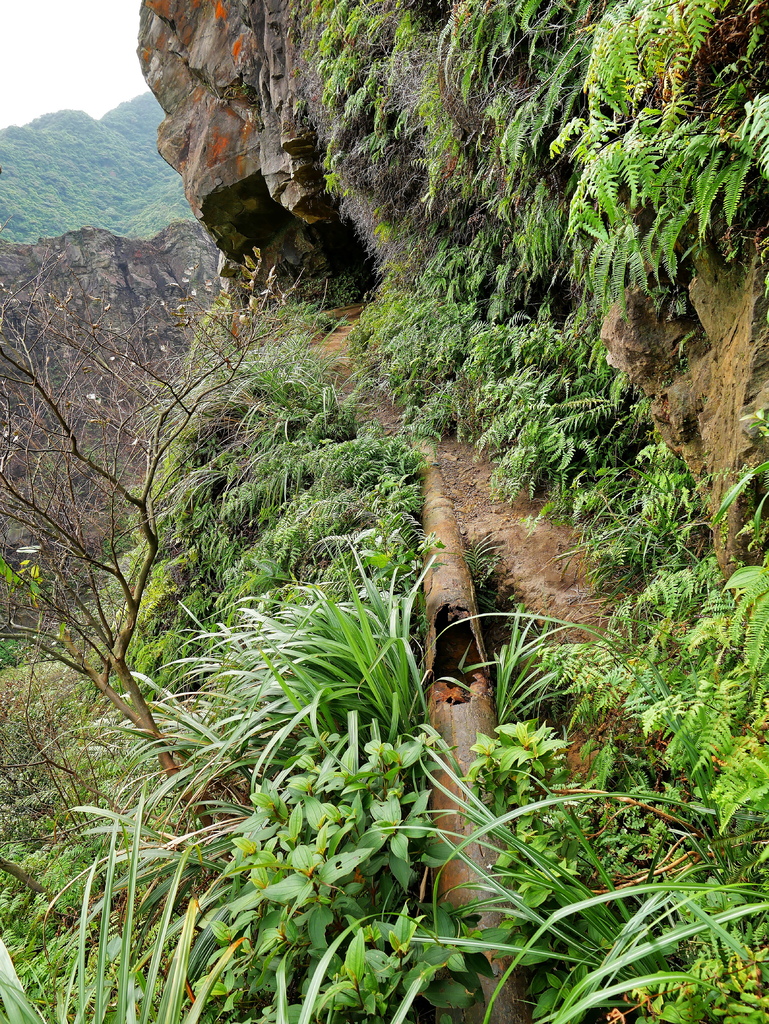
[0,93,194,243]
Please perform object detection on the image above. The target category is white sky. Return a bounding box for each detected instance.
[0,1,149,130]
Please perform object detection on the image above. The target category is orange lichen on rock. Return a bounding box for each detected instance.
[209,128,230,164]
[235,153,252,178]
[139,0,341,264]
[146,0,175,18]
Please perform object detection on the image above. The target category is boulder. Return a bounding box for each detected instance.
[601,254,769,572]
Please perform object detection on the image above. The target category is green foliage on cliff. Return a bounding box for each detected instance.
[559,0,769,305]
[353,290,647,497]
[299,0,769,314]
[0,93,192,243]
[298,0,769,569]
[0,296,767,1024]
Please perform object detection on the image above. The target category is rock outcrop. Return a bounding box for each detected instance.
[138,0,368,296]
[602,253,769,571]
[0,220,219,341]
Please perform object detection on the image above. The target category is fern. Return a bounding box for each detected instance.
[710,731,769,831]
[138,317,426,679]
[541,641,634,729]
[743,94,769,180]
[564,0,769,305]
[727,563,769,671]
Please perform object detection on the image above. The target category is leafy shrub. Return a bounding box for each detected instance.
[456,713,769,1022]
[193,728,463,1023]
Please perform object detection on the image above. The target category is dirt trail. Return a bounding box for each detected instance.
[320,307,605,637]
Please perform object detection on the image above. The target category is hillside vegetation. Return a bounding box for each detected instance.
[0,93,193,242]
[2,0,769,1022]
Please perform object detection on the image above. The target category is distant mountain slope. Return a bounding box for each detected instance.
[0,93,194,243]
[0,220,219,342]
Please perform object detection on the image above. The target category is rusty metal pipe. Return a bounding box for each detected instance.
[421,450,533,1024]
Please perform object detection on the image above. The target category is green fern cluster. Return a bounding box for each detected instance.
[298,0,769,323]
[297,0,438,259]
[298,0,601,312]
[218,433,423,596]
[542,640,656,790]
[547,441,710,592]
[429,0,596,302]
[727,562,769,672]
[135,310,424,680]
[548,556,769,829]
[543,641,635,730]
[557,0,769,305]
[466,317,641,496]
[630,556,729,622]
[637,941,769,1024]
[612,555,730,649]
[353,292,646,497]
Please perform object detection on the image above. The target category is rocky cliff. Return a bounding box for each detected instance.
[0,220,219,342]
[602,254,769,571]
[138,0,769,568]
[138,0,368,300]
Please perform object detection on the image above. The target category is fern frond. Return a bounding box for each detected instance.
[742,94,769,179]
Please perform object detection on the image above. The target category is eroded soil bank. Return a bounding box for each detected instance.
[320,309,605,650]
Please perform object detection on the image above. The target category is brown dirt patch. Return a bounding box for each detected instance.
[317,311,606,647]
[431,436,604,629]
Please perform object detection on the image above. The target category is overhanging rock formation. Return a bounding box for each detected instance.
[138,0,367,293]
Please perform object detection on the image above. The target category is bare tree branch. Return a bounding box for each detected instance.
[0,856,46,894]
[0,271,254,780]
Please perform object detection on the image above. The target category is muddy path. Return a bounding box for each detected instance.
[319,308,606,643]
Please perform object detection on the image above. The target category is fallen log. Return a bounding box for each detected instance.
[422,451,532,1024]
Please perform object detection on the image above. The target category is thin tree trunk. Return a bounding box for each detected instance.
[422,451,533,1024]
[0,856,46,894]
[111,657,179,776]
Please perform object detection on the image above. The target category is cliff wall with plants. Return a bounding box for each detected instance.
[139,0,769,565]
[4,4,769,1024]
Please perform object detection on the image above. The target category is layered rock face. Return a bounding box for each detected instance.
[138,0,366,292]
[0,220,219,342]
[602,254,769,570]
[0,221,220,557]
